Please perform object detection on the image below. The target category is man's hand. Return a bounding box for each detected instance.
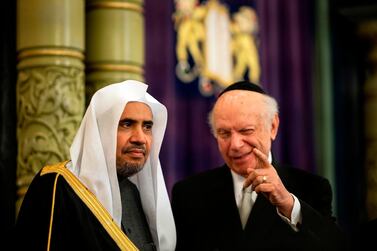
[243,148,294,219]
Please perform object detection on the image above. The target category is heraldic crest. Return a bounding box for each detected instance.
[173,0,261,96]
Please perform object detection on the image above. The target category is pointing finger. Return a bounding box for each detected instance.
[253,148,269,169]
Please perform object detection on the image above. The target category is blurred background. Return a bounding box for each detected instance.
[2,0,377,243]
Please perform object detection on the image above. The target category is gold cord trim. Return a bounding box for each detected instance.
[47,174,60,251]
[87,1,143,13]
[18,49,84,61]
[87,63,144,74]
[41,161,138,251]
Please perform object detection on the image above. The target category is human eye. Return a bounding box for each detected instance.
[217,129,230,139]
[119,119,132,128]
[240,128,254,135]
[143,121,153,132]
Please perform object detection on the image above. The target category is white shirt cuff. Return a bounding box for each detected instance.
[276,194,302,232]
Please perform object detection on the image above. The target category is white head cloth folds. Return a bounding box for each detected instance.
[68,80,176,251]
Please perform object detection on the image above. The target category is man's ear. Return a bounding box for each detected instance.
[270,114,279,141]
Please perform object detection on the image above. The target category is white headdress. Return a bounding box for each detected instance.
[68,80,176,251]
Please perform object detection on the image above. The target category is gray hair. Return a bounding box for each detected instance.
[208,94,279,137]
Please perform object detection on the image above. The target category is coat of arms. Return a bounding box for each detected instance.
[173,0,261,96]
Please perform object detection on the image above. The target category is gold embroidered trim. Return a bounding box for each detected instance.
[41,161,138,251]
[47,174,60,251]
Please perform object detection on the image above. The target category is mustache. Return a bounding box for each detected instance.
[122,145,146,154]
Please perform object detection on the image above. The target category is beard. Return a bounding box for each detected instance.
[117,161,145,178]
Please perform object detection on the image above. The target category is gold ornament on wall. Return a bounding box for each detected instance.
[173,0,261,96]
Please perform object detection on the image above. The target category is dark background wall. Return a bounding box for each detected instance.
[1,0,17,244]
[330,0,376,233]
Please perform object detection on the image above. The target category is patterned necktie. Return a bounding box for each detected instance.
[239,187,253,229]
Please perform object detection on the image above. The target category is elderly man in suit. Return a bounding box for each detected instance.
[171,81,346,250]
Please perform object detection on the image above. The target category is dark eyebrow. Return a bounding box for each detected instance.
[118,118,154,125]
[119,118,135,124]
[143,120,154,126]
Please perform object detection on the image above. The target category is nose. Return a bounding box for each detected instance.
[130,126,146,144]
[229,133,244,150]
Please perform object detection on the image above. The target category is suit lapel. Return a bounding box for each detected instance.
[209,166,287,248]
[210,167,244,237]
[213,167,278,234]
[245,194,278,235]
[243,160,292,242]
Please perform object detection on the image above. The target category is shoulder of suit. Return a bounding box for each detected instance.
[173,165,229,188]
[278,164,330,186]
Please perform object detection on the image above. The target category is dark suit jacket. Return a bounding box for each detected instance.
[172,162,347,251]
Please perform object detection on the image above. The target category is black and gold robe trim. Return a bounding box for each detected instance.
[41,161,138,251]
